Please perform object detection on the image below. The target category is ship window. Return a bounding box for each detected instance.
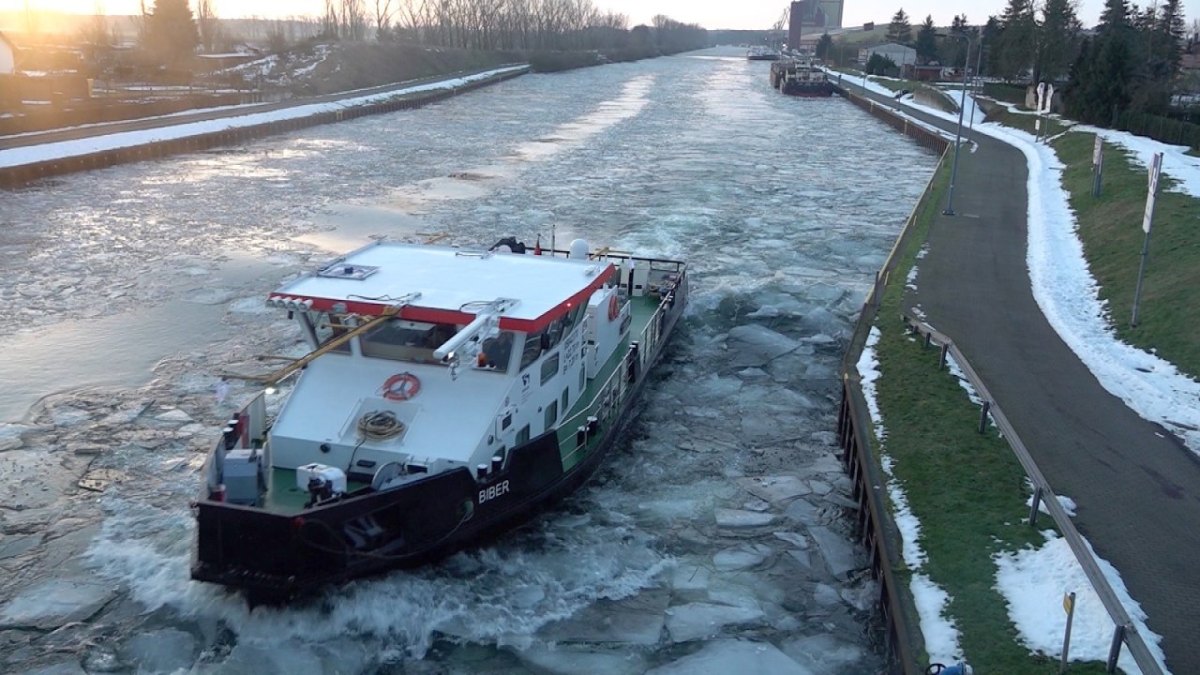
[361,319,457,364]
[544,400,558,430]
[516,425,531,445]
[541,353,560,385]
[579,366,586,392]
[478,331,515,372]
[561,387,569,414]
[313,313,351,353]
[520,327,546,371]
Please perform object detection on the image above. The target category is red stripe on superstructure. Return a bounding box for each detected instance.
[269,262,616,333]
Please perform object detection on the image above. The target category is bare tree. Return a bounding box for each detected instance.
[374,0,395,38]
[340,0,368,41]
[197,0,222,53]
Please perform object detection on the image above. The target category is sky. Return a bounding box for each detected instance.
[0,0,1196,32]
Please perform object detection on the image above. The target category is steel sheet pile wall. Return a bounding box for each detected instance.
[0,68,527,189]
[834,86,949,155]
[832,88,950,671]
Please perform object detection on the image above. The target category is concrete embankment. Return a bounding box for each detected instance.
[0,66,528,189]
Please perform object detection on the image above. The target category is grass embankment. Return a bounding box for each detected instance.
[1053,133,1200,379]
[870,159,1115,673]
[979,101,1069,138]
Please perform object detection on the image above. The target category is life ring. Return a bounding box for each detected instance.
[607,294,620,321]
[380,372,421,401]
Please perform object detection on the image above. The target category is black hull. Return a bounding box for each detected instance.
[780,84,835,97]
[191,287,687,601]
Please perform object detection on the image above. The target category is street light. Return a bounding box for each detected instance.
[940,31,975,216]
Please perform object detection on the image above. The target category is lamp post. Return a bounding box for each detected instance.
[942,32,973,216]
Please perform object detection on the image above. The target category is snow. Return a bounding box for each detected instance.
[964,119,1200,454]
[1071,123,1200,199]
[646,639,815,675]
[0,65,528,169]
[994,534,1169,674]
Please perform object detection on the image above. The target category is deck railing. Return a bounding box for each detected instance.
[560,284,680,465]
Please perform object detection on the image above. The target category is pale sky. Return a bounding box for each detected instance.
[1,0,1196,32]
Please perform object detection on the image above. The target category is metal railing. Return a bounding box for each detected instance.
[901,312,1164,675]
[560,289,679,465]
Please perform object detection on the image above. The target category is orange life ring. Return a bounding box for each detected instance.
[607,294,620,321]
[380,372,421,401]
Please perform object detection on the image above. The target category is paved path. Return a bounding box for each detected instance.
[843,81,1200,673]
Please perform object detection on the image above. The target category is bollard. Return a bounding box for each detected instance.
[978,401,991,434]
[1028,485,1043,526]
[1106,624,1125,673]
[939,343,949,370]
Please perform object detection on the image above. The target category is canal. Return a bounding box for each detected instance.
[0,47,937,673]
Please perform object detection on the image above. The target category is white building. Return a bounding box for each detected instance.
[0,32,16,74]
[858,42,917,68]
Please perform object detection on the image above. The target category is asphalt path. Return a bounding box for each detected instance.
[0,67,510,150]
[843,79,1200,673]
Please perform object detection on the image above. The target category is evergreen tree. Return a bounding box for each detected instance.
[816,32,833,60]
[941,13,970,67]
[1038,0,1081,82]
[1097,0,1131,37]
[982,16,1004,77]
[142,0,198,64]
[1067,0,1136,123]
[996,0,1037,82]
[886,9,912,44]
[915,15,938,63]
[1156,0,1187,75]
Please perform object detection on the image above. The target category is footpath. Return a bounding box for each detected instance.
[848,82,1200,673]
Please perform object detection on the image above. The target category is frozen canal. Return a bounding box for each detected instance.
[0,47,936,673]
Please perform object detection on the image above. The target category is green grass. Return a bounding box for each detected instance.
[979,101,1069,138]
[869,158,1118,674]
[1053,132,1200,380]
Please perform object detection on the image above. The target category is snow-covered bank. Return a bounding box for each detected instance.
[0,65,528,170]
[1071,124,1200,199]
[855,329,964,666]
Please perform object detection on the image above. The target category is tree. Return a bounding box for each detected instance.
[915,15,938,63]
[866,52,900,76]
[940,13,970,66]
[196,0,221,53]
[982,16,1003,76]
[886,9,912,44]
[816,32,833,60]
[1155,0,1187,75]
[142,0,199,64]
[995,0,1036,82]
[1038,0,1080,82]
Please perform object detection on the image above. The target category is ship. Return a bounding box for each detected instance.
[190,238,688,602]
[769,55,835,97]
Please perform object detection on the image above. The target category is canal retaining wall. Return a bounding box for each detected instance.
[832,82,949,675]
[0,67,528,189]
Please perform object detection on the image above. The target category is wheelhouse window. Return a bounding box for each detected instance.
[360,319,457,364]
[519,303,588,373]
[477,331,516,372]
[311,312,351,353]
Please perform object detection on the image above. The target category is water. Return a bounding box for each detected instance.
[0,48,936,673]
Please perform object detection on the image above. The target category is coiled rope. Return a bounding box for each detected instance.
[357,410,406,441]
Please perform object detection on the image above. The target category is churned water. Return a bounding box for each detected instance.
[0,47,936,673]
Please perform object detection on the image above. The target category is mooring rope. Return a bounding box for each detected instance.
[356,410,405,441]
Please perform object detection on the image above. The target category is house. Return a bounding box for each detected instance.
[858,42,917,68]
[0,31,16,75]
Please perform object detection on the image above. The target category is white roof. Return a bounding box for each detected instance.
[271,242,612,330]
